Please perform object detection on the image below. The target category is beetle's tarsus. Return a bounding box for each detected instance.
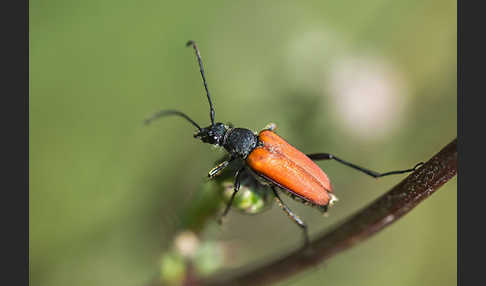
[208,159,233,179]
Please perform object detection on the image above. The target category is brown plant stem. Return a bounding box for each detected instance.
[199,138,457,286]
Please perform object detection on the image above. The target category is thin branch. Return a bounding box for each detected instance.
[199,138,457,286]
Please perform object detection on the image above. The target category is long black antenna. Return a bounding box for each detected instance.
[186,40,216,126]
[144,109,201,131]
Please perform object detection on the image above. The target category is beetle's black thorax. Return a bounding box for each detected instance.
[194,123,258,159]
[222,128,258,159]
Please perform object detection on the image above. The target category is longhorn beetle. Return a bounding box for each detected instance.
[145,41,423,245]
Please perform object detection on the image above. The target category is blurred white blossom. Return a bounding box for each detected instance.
[285,28,410,141]
[327,56,409,141]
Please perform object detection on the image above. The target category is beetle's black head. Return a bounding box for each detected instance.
[194,125,259,159]
[194,122,228,145]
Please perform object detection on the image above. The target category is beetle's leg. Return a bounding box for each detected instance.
[263,122,277,131]
[306,153,424,179]
[272,187,310,246]
[208,157,235,179]
[218,168,244,225]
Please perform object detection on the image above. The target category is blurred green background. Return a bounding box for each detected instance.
[30,0,456,285]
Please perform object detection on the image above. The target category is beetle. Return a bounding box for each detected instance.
[145,40,423,245]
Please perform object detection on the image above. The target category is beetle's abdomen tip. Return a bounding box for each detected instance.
[328,193,339,207]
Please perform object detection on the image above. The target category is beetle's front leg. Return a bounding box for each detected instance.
[218,167,244,225]
[208,157,235,179]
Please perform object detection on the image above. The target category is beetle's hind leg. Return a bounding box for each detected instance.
[272,187,310,247]
[218,167,244,225]
[306,153,424,179]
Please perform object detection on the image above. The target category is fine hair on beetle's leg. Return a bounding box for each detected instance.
[272,187,310,247]
[306,153,424,178]
[218,168,244,225]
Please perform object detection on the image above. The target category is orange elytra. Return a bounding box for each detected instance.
[247,130,333,207]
